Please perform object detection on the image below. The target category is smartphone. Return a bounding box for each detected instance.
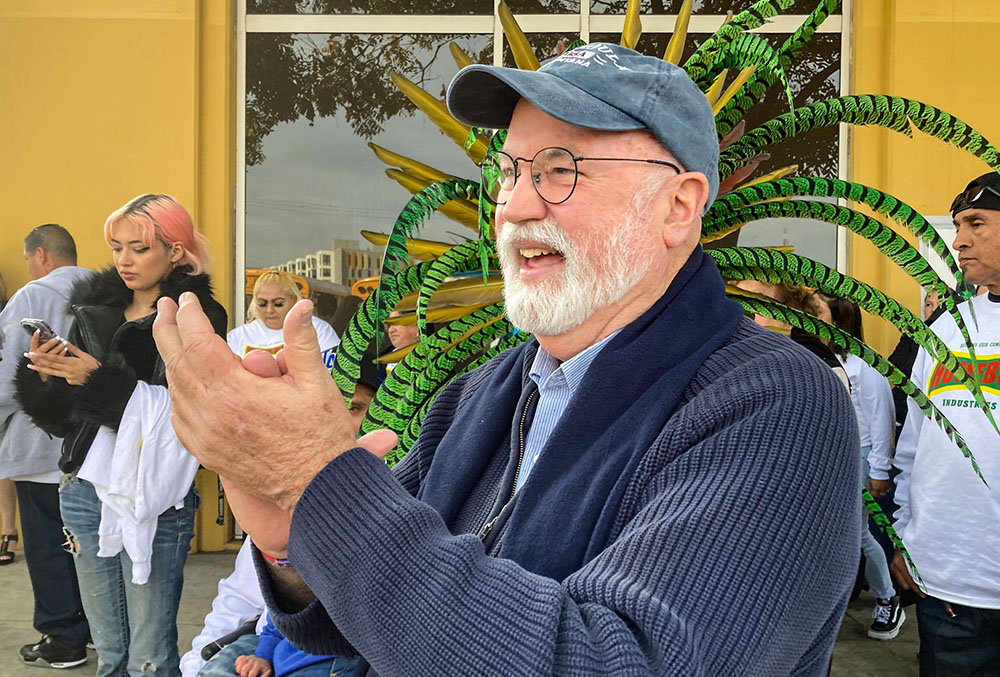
[21,318,61,343]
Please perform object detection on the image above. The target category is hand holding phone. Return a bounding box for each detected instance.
[21,318,60,343]
[21,318,74,358]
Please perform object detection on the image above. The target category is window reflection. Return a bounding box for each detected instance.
[248,0,493,15]
[504,0,580,13]
[590,0,811,14]
[245,33,492,277]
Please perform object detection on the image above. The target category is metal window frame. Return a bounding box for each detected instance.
[235,3,849,320]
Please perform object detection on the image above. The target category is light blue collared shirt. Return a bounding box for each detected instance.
[515,331,620,493]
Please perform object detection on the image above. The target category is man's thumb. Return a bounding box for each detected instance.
[279,300,324,378]
[357,429,399,459]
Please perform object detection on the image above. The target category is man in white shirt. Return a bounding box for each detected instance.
[0,225,93,669]
[891,172,1000,675]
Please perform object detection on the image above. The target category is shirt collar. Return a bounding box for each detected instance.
[529,330,620,393]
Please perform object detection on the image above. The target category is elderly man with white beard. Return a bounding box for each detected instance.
[153,44,859,676]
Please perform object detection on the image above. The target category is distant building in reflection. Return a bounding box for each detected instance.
[276,239,381,288]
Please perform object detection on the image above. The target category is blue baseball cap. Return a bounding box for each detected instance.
[446,42,720,208]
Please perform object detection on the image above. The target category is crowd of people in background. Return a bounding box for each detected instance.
[0,46,997,677]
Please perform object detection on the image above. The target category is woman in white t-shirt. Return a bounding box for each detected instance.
[227,269,340,369]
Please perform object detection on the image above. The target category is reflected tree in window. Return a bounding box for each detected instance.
[248,0,581,13]
[591,0,808,14]
[247,32,492,165]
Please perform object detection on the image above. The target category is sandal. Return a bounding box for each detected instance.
[0,533,17,565]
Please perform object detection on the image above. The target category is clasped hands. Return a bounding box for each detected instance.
[152,292,397,557]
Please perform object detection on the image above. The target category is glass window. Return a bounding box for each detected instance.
[245,33,492,277]
[248,0,493,15]
[590,0,793,15]
[504,0,581,13]
[503,33,582,68]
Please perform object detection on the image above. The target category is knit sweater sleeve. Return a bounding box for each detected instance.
[274,344,860,676]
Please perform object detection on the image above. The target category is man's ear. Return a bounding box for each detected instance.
[661,172,709,248]
[35,247,51,268]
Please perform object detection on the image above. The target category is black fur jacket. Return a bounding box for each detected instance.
[15,265,227,473]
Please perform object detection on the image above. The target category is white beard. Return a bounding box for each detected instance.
[497,182,661,336]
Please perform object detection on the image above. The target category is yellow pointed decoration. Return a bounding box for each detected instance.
[498,1,540,71]
[724,282,773,301]
[740,164,799,189]
[395,274,505,311]
[662,0,694,64]
[390,72,488,163]
[382,304,497,327]
[700,221,745,245]
[705,69,729,106]
[712,65,758,115]
[376,312,509,363]
[384,169,482,232]
[375,343,417,364]
[621,0,642,50]
[360,231,455,261]
[449,42,475,69]
[369,143,456,184]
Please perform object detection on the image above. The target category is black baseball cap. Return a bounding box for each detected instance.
[951,172,1000,216]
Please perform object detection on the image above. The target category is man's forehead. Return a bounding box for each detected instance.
[953,208,1000,226]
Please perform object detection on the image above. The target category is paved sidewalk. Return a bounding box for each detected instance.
[0,550,918,675]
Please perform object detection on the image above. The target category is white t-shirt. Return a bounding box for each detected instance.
[894,293,1000,608]
[837,353,895,478]
[227,317,340,370]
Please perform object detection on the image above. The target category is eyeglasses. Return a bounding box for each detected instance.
[950,184,1000,214]
[480,146,682,206]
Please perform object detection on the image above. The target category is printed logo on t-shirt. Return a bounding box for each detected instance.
[926,351,1000,398]
[241,344,282,357]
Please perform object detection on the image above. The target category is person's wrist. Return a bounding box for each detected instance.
[275,441,355,512]
[260,550,292,567]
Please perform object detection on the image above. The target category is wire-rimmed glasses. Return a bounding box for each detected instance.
[480,146,681,206]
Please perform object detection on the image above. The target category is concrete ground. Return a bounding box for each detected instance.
[0,550,918,676]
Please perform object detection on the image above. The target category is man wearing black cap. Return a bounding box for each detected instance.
[891,172,1000,675]
[152,44,859,675]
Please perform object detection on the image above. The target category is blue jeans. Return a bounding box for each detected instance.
[197,636,362,677]
[196,633,258,676]
[860,448,894,600]
[60,476,196,676]
[917,596,1000,676]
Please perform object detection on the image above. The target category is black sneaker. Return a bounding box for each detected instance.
[19,635,87,669]
[868,596,906,640]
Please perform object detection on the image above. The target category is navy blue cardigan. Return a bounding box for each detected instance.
[258,253,860,676]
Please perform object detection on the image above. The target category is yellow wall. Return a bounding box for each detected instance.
[849,0,1000,354]
[0,1,235,550]
[0,1,234,315]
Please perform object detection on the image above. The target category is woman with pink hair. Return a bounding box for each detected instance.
[17,194,227,675]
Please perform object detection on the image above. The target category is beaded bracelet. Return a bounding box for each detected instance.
[261,551,293,568]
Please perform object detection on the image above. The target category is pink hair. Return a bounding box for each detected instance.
[103,194,210,274]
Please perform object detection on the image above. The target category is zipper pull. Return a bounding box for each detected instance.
[479,514,500,541]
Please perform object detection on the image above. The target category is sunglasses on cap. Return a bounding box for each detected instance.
[950,184,1000,214]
